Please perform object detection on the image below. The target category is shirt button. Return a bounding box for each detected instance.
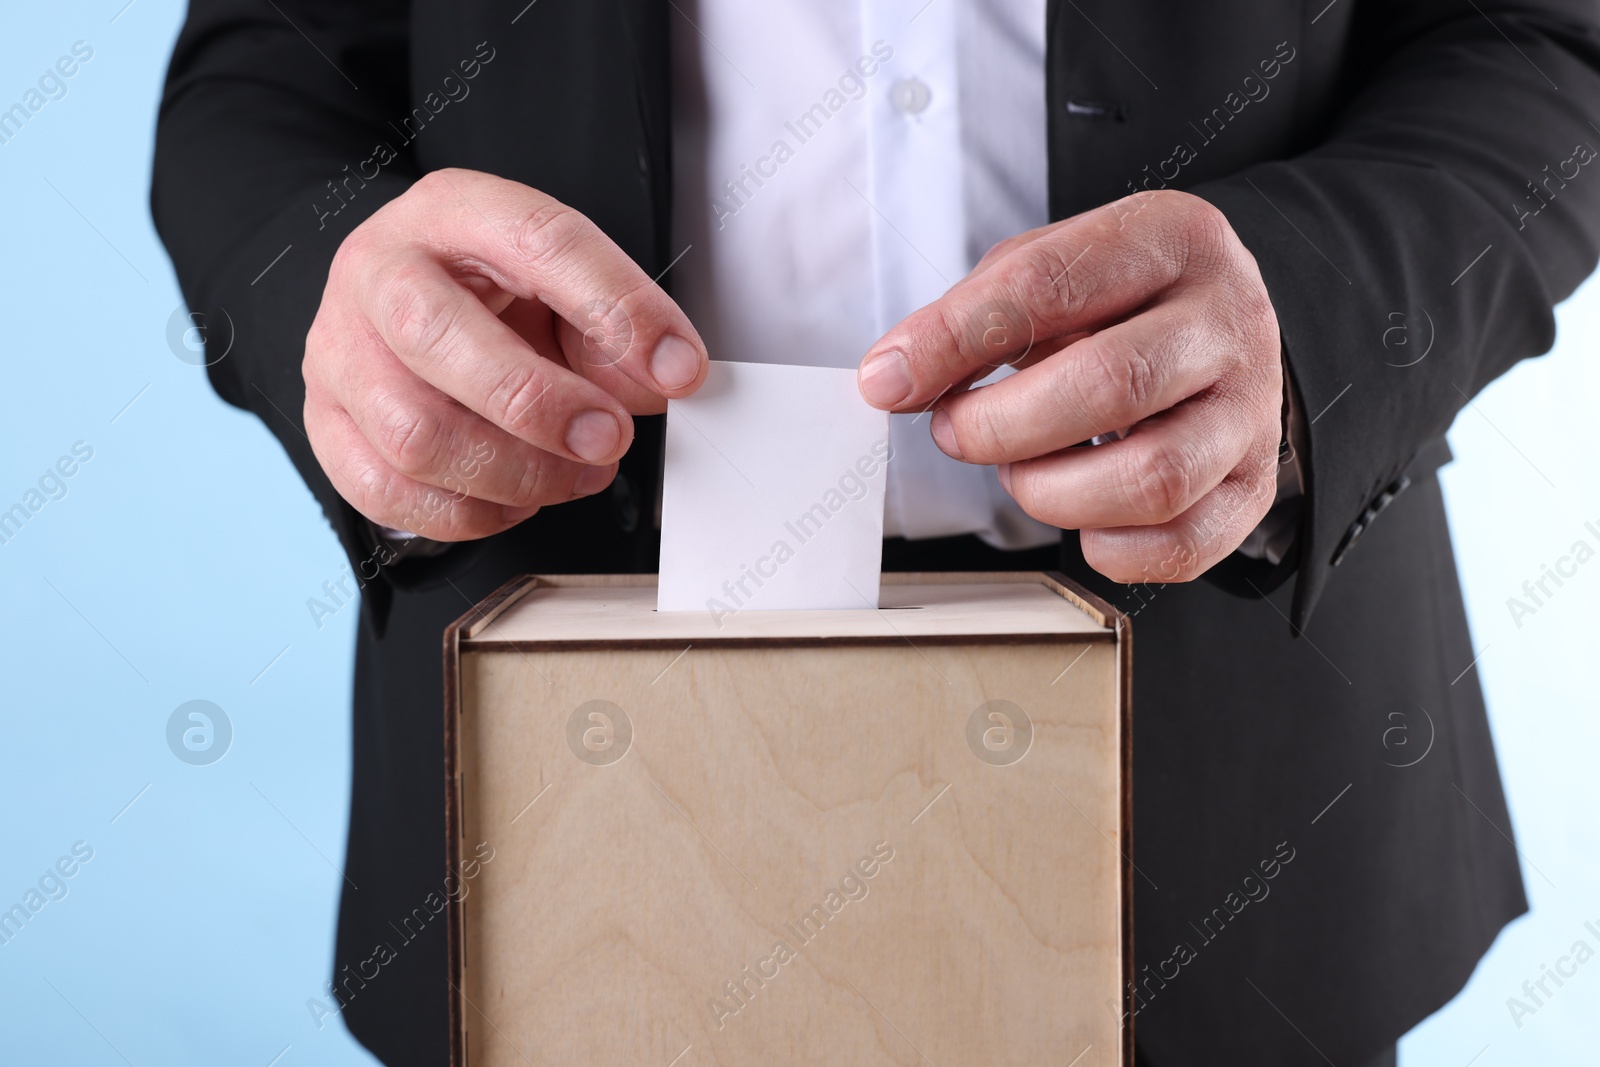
[890,77,932,115]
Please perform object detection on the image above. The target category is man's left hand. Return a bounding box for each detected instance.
[857,189,1284,585]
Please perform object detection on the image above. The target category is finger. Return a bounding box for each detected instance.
[997,400,1257,530]
[306,397,536,541]
[970,222,1060,278]
[395,169,708,398]
[357,252,638,465]
[860,192,1224,410]
[966,199,1115,280]
[930,300,1225,464]
[1077,455,1280,585]
[489,295,669,416]
[318,336,619,507]
[965,202,1102,280]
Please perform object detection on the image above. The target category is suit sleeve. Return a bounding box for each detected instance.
[1190,0,1600,631]
[151,0,418,579]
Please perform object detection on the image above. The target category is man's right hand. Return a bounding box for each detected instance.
[302,168,707,541]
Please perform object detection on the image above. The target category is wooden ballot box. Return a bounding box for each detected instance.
[444,572,1132,1067]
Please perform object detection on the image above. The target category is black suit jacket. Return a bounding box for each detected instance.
[152,2,1600,1064]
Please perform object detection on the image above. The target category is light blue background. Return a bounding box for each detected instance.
[0,3,1593,1065]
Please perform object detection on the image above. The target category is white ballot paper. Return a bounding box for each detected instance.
[658,360,891,618]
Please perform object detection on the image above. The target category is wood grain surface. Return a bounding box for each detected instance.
[463,573,1111,647]
[450,576,1127,1066]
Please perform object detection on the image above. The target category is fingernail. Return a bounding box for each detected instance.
[859,350,913,408]
[649,334,702,391]
[930,408,962,460]
[565,409,622,463]
[997,463,1013,493]
[501,504,540,524]
[572,463,615,497]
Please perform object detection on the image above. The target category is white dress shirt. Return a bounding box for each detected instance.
[670,0,1060,549]
[669,0,1302,560]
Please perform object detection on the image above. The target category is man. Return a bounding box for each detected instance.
[151,1,1600,1064]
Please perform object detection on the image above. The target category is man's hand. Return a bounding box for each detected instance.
[303,168,708,540]
[857,190,1284,584]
